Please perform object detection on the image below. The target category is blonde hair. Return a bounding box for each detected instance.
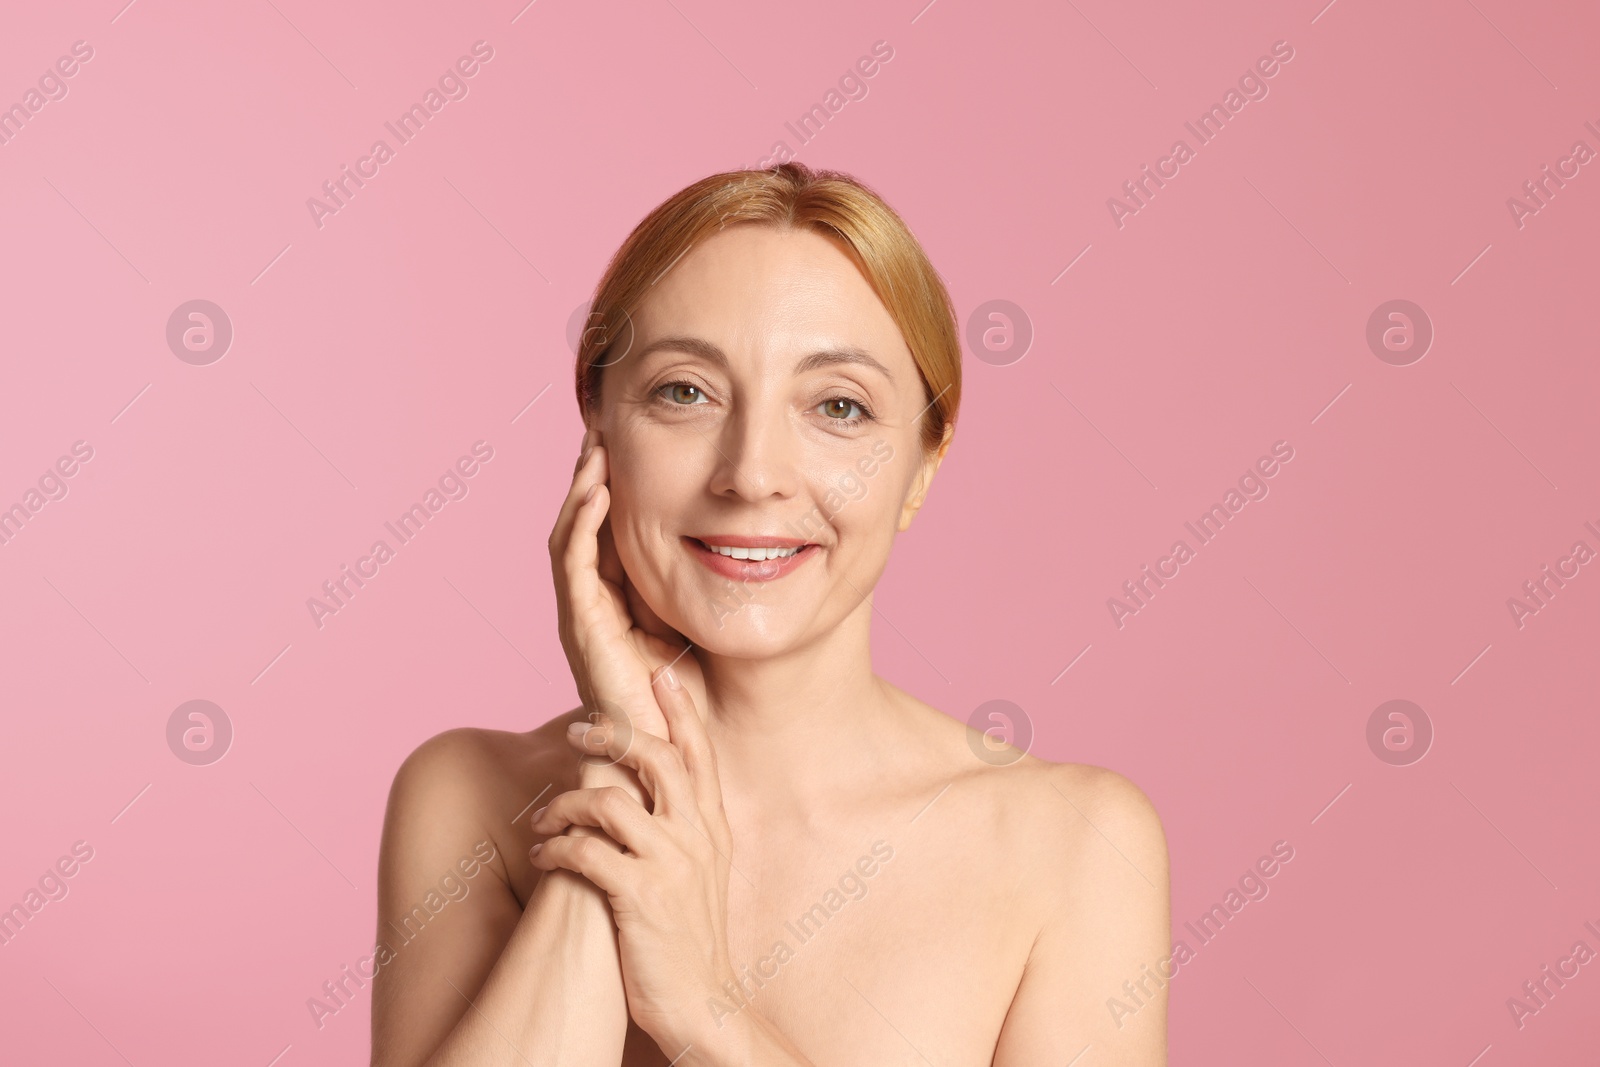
[574,162,960,454]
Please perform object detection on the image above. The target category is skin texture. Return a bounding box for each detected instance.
[372,223,1170,1066]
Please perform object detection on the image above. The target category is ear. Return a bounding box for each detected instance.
[897,423,954,532]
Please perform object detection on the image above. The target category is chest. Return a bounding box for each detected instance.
[702,830,1033,1064]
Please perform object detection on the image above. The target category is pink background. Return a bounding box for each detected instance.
[2,0,1597,1063]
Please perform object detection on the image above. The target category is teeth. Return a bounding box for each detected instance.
[702,542,800,561]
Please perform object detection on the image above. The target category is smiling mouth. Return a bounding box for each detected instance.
[684,536,819,580]
[696,541,802,561]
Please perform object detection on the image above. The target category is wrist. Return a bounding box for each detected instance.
[667,1002,772,1067]
[647,968,766,1065]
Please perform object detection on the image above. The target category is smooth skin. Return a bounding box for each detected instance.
[372,223,1170,1066]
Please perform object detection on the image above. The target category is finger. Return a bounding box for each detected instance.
[572,427,596,477]
[562,478,611,611]
[652,665,726,822]
[567,717,693,814]
[551,432,600,554]
[550,457,611,709]
[548,441,608,584]
[531,785,656,855]
[529,833,632,897]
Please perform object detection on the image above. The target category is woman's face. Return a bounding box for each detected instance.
[592,222,947,658]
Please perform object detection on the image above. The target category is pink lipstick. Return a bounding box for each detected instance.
[685,536,818,582]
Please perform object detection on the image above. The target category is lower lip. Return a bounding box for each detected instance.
[686,539,817,582]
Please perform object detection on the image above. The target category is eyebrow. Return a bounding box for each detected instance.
[634,336,895,380]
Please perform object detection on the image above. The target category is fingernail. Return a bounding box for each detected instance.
[660,665,681,690]
[584,483,598,504]
[567,721,589,737]
[529,842,543,858]
[531,805,547,823]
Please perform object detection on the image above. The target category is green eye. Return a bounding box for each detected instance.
[820,397,862,419]
[666,383,704,405]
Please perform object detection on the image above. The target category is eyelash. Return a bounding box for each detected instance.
[652,380,877,423]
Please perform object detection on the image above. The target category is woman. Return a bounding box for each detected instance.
[372,163,1170,1066]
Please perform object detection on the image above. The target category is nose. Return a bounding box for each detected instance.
[706,400,800,503]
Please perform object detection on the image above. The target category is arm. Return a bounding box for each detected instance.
[530,669,823,1067]
[370,729,631,1067]
[992,766,1171,1066]
[371,429,688,1065]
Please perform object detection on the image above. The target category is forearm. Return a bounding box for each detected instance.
[417,859,628,1067]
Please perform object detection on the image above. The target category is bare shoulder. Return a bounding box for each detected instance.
[378,711,587,902]
[1020,759,1167,858]
[980,758,1165,886]
[897,689,1168,896]
[384,717,581,818]
[920,728,1171,1058]
[371,716,590,1064]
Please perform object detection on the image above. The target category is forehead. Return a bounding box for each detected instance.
[627,223,912,370]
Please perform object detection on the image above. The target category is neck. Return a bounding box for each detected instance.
[692,598,898,814]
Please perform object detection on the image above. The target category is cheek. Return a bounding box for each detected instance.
[817,454,905,542]
[601,435,697,585]
[607,446,680,552]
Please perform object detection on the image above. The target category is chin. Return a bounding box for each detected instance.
[624,530,842,659]
[667,601,817,660]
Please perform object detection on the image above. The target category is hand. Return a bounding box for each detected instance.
[549,430,706,767]
[530,664,736,1053]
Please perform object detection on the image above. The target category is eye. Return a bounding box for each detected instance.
[660,382,707,405]
[818,396,869,420]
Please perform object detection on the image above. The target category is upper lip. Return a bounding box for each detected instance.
[689,535,812,549]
